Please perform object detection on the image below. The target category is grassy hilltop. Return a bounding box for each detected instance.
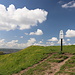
[0,45,75,75]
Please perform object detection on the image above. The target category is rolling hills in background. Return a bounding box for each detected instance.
[0,45,75,75]
[0,48,21,54]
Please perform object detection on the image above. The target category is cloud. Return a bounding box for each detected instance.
[73,43,75,45]
[17,38,36,48]
[38,41,43,44]
[68,43,72,45]
[48,37,58,41]
[30,39,44,46]
[0,38,36,48]
[0,39,5,43]
[67,39,70,41]
[24,33,28,35]
[65,29,75,37]
[0,39,5,46]
[29,29,43,35]
[26,38,36,46]
[34,43,46,46]
[6,40,18,48]
[57,39,66,44]
[46,42,55,46]
[0,4,48,31]
[62,1,75,8]
[0,39,19,48]
[18,38,36,48]
[20,36,23,38]
[58,1,64,4]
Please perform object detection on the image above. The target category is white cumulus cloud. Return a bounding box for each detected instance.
[29,29,43,35]
[67,39,70,41]
[46,42,55,46]
[65,29,75,37]
[0,39,5,46]
[20,36,23,38]
[68,43,72,45]
[0,4,48,31]
[6,40,18,48]
[26,38,36,46]
[38,41,43,44]
[17,38,36,48]
[62,1,75,8]
[57,39,66,44]
[0,38,36,48]
[48,37,58,41]
[58,1,64,4]
[24,33,28,35]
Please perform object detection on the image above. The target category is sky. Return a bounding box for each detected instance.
[0,0,75,48]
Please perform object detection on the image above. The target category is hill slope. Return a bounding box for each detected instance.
[0,46,58,75]
[21,53,73,75]
[0,45,75,75]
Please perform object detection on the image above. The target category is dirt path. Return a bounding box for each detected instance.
[13,54,73,75]
[45,54,73,75]
[12,53,54,75]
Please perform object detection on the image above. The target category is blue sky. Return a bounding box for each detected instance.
[0,0,75,48]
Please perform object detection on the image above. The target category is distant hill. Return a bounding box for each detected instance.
[0,48,21,54]
[0,45,75,75]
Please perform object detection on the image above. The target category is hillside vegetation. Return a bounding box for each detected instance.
[0,51,4,55]
[0,45,75,75]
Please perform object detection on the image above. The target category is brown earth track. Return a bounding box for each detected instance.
[12,53,54,75]
[12,53,73,75]
[45,54,73,75]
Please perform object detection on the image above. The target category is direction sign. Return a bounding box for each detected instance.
[59,30,64,39]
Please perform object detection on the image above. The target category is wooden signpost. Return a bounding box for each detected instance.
[59,30,64,53]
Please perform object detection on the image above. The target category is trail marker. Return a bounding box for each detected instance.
[59,30,64,53]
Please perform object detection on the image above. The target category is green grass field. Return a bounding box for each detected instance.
[0,45,75,75]
[22,53,68,75]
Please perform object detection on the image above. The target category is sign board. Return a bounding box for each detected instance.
[59,30,64,39]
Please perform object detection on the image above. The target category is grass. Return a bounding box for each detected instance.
[55,71,75,75]
[47,54,68,63]
[63,45,75,54]
[22,53,68,75]
[0,45,59,75]
[22,61,51,75]
[56,55,75,75]
[0,45,75,75]
[22,58,51,75]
